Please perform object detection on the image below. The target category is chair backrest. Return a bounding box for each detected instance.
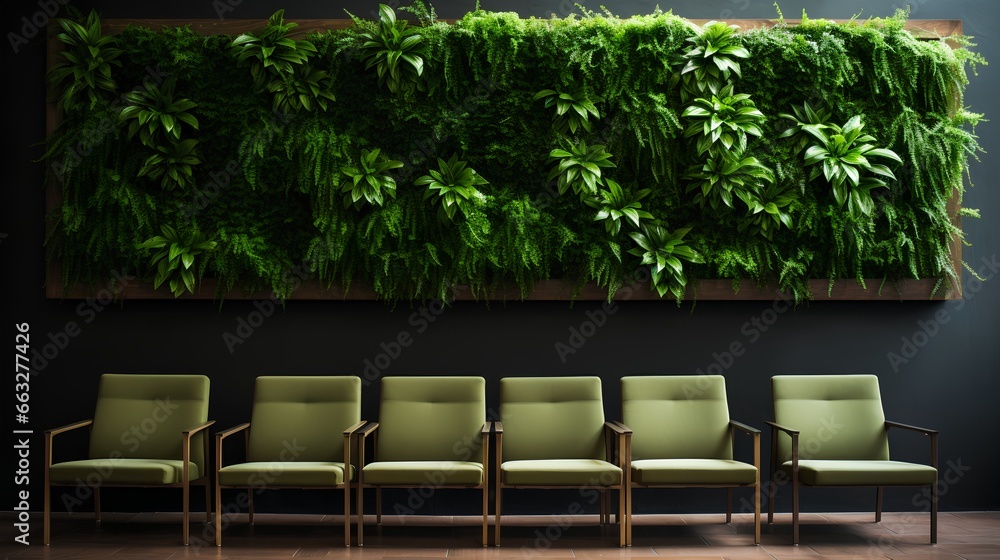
[376,376,486,462]
[622,375,732,460]
[772,374,889,462]
[247,376,361,463]
[90,374,210,469]
[499,376,605,461]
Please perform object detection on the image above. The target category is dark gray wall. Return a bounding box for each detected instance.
[2,0,998,519]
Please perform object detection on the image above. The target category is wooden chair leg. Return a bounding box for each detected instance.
[343,486,351,547]
[357,484,365,547]
[43,478,51,545]
[215,484,223,546]
[376,487,382,525]
[248,490,254,524]
[599,489,607,526]
[494,486,502,547]
[94,487,101,523]
[931,482,938,544]
[726,488,733,524]
[875,487,883,522]
[183,480,190,546]
[618,487,626,547]
[754,480,761,545]
[791,479,799,546]
[482,485,488,547]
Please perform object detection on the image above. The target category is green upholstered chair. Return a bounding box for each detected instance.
[495,376,630,547]
[767,374,939,544]
[214,376,364,546]
[357,376,489,546]
[620,375,760,546]
[44,374,213,545]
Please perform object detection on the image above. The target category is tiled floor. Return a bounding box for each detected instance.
[2,512,998,559]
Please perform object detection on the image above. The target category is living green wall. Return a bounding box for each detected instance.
[45,6,983,302]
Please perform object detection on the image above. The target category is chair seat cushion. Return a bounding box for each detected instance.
[781,460,937,486]
[501,459,622,486]
[218,462,353,487]
[363,461,484,485]
[49,459,200,485]
[631,458,757,485]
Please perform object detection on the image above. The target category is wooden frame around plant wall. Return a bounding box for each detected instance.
[45,18,966,301]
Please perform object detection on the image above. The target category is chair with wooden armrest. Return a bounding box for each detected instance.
[44,373,213,545]
[619,375,760,546]
[495,376,630,547]
[357,376,489,546]
[767,374,938,545]
[215,376,364,546]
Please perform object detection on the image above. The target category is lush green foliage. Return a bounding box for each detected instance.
[137,225,217,297]
[230,9,335,112]
[353,4,426,94]
[47,10,122,112]
[44,7,984,302]
[416,154,488,222]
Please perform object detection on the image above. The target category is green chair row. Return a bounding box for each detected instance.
[43,373,938,548]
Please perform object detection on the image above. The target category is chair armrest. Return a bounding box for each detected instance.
[765,420,799,435]
[885,420,938,435]
[215,422,249,472]
[605,421,632,435]
[44,419,93,468]
[216,423,250,441]
[181,420,215,482]
[358,421,379,439]
[730,420,760,434]
[182,420,216,438]
[45,419,93,437]
[886,420,938,469]
[482,422,492,435]
[493,421,503,434]
[343,420,367,436]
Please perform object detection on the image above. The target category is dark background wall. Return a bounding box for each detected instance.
[2,0,998,521]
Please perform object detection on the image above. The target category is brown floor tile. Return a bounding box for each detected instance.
[4,512,997,559]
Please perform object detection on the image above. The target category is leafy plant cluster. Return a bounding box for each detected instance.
[44,6,984,302]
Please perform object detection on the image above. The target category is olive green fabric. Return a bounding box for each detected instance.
[499,377,606,461]
[363,461,484,485]
[375,377,486,463]
[501,459,622,486]
[772,375,890,462]
[218,462,354,486]
[49,459,199,485]
[246,376,361,463]
[88,374,210,472]
[780,460,937,486]
[622,376,732,461]
[631,459,756,485]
